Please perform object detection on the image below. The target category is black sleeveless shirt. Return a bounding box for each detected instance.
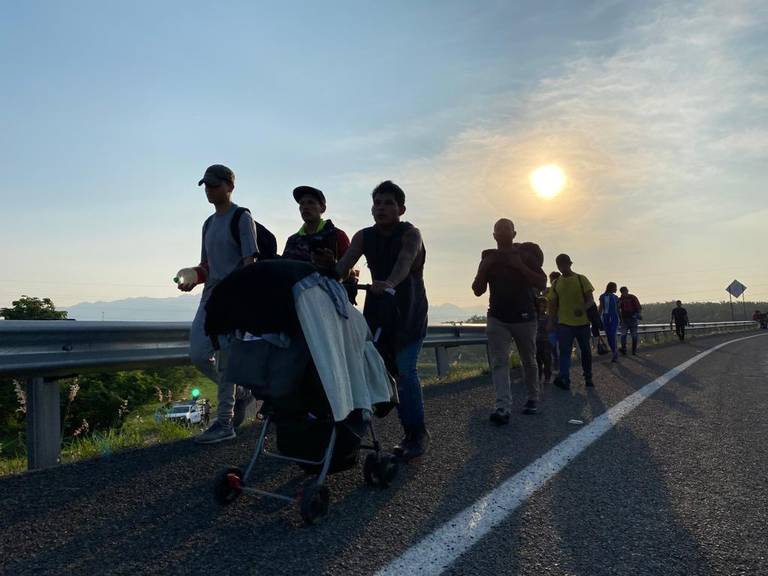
[362,222,428,346]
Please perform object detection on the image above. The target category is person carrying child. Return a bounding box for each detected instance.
[472,219,546,422]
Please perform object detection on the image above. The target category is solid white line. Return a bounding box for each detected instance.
[376,332,767,576]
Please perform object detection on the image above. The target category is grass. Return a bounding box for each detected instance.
[0,370,220,477]
[0,417,201,477]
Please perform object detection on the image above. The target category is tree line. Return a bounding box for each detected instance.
[1,296,196,458]
[466,300,767,324]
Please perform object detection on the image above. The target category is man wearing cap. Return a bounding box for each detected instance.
[176,164,259,444]
[547,253,595,390]
[282,186,351,264]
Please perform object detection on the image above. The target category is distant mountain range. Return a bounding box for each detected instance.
[63,295,488,324]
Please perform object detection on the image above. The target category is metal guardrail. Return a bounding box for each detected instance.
[0,319,759,470]
[0,322,490,379]
[0,321,191,379]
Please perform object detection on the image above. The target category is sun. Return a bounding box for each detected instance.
[530,164,566,199]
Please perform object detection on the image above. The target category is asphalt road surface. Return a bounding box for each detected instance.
[1,331,767,576]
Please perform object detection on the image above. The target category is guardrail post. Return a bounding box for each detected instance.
[435,347,449,379]
[26,377,61,470]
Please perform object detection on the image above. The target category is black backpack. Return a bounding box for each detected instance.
[203,206,278,260]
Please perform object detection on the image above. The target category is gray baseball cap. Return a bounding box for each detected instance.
[198,164,235,186]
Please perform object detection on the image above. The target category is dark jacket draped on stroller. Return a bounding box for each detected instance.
[204,261,400,523]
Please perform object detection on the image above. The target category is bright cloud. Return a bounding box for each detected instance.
[350,0,768,305]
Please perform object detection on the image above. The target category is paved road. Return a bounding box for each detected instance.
[1,332,766,575]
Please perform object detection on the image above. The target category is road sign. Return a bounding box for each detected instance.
[726,280,747,298]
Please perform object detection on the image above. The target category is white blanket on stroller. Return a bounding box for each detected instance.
[293,278,393,422]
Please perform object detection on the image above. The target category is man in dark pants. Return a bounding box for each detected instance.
[670,300,689,341]
[472,219,546,422]
[619,286,642,355]
[548,254,595,390]
[336,181,429,461]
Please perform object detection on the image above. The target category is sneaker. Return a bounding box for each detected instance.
[393,432,411,457]
[489,408,511,425]
[194,421,236,444]
[585,378,594,388]
[522,400,538,415]
[619,347,627,356]
[553,376,571,390]
[611,354,618,363]
[232,389,255,428]
[400,427,431,462]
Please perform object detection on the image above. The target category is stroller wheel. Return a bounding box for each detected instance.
[214,467,243,505]
[299,482,330,525]
[363,453,399,489]
[363,453,379,486]
[378,453,399,488]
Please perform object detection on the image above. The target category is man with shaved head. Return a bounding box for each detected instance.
[472,219,546,423]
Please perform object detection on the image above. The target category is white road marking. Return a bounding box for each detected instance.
[376,332,768,576]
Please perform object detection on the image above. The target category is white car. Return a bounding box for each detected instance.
[165,403,203,425]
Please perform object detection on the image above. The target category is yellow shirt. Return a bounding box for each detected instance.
[551,274,593,326]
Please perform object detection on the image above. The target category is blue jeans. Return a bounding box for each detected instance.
[557,324,592,383]
[548,327,559,363]
[602,315,619,356]
[395,338,426,432]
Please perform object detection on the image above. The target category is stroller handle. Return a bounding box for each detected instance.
[343,282,395,296]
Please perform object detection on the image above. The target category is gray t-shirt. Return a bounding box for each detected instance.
[200,204,258,296]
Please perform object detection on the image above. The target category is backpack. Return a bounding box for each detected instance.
[203,206,278,260]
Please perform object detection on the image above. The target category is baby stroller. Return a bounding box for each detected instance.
[204,260,400,524]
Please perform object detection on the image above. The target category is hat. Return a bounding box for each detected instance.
[555,253,572,265]
[293,185,326,205]
[198,164,235,187]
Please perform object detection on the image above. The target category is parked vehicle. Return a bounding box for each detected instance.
[165,402,203,425]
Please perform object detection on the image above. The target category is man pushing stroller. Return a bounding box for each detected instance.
[336,181,430,462]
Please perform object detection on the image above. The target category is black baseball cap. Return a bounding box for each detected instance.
[293,185,326,205]
[198,164,235,187]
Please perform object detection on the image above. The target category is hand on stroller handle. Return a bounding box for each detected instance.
[343,282,395,296]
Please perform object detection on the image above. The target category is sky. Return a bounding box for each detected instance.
[1,0,767,314]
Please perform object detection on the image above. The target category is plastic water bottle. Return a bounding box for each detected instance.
[173,267,199,285]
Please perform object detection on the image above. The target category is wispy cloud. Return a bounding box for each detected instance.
[346,0,768,303]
